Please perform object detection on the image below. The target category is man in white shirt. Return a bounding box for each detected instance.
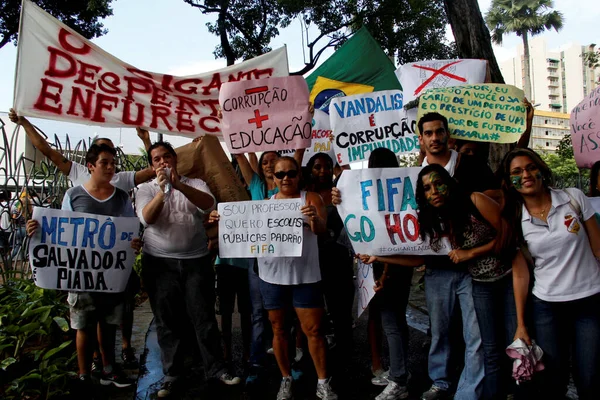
[136,141,239,398]
[8,109,154,191]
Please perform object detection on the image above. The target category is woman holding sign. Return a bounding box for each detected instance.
[500,148,600,400]
[211,156,336,400]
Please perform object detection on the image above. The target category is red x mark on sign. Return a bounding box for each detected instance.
[413,60,467,96]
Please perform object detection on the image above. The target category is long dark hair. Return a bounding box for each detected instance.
[257,151,280,199]
[416,164,477,248]
[590,161,600,197]
[500,148,553,242]
[306,152,333,190]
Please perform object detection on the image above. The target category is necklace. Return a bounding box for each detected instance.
[528,199,551,218]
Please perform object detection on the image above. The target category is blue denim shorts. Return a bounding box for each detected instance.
[259,280,324,310]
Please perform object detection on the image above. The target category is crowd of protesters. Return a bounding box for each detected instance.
[6,102,600,400]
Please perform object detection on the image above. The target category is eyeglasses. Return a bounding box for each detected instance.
[274,170,299,179]
[509,164,540,176]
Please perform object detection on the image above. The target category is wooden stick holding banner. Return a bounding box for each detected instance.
[330,90,419,165]
[336,168,450,256]
[417,84,526,143]
[219,76,312,154]
[218,199,304,258]
[570,86,600,168]
[28,208,140,292]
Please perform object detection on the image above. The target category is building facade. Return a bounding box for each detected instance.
[500,37,599,114]
[529,109,570,153]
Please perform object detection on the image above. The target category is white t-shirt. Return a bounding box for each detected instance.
[422,149,459,176]
[523,188,600,302]
[136,176,215,259]
[68,162,136,192]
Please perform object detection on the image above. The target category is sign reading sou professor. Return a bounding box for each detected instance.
[417,84,526,143]
[330,90,419,165]
[219,76,312,154]
[14,0,288,137]
[28,208,140,293]
[218,199,304,258]
[336,168,450,256]
[570,86,600,168]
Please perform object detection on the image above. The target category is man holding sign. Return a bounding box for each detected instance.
[27,144,137,389]
[136,141,239,398]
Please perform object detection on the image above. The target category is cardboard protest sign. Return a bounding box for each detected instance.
[330,90,419,165]
[570,87,600,168]
[219,76,312,154]
[279,109,335,166]
[417,84,526,144]
[14,0,288,137]
[336,168,450,256]
[218,199,304,258]
[397,59,487,104]
[356,260,376,319]
[28,207,139,293]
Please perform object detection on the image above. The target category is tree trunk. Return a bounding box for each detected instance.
[218,4,236,66]
[443,0,510,171]
[522,32,532,101]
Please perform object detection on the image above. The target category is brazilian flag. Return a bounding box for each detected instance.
[306,27,401,114]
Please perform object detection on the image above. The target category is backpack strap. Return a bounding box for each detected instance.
[563,188,582,220]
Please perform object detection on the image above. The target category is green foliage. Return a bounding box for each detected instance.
[0,279,76,399]
[540,136,590,192]
[0,0,114,49]
[556,134,574,160]
[485,0,564,44]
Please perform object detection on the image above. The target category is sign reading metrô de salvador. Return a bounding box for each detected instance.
[28,208,140,293]
[218,199,304,258]
[219,76,312,153]
[14,0,288,137]
[336,168,450,256]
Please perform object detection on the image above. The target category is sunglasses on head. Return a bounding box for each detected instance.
[274,170,299,179]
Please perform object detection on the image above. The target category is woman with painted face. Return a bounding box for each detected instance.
[306,153,354,373]
[500,148,600,400]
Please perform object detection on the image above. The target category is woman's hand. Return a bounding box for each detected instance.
[513,325,532,346]
[301,204,319,221]
[131,238,143,255]
[26,219,39,236]
[374,272,387,293]
[448,249,473,264]
[332,187,342,205]
[208,210,220,224]
[357,253,377,264]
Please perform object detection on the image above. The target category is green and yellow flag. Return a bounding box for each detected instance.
[306,27,401,113]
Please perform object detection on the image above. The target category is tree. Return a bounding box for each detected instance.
[485,0,564,101]
[556,134,574,160]
[0,0,114,49]
[582,45,599,84]
[184,0,456,71]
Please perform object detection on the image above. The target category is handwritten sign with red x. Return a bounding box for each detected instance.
[219,76,312,154]
[396,59,487,104]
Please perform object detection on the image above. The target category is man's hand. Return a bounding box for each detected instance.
[169,164,182,191]
[9,108,27,125]
[155,167,169,192]
[131,238,143,255]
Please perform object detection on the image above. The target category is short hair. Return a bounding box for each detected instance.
[417,112,449,136]
[86,144,116,166]
[147,141,177,165]
[274,156,300,171]
[91,137,114,147]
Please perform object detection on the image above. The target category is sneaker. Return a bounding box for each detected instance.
[91,357,102,377]
[421,385,448,400]
[157,380,175,398]
[219,371,241,385]
[100,369,134,388]
[267,347,275,355]
[277,376,293,400]
[376,381,409,400]
[121,347,139,369]
[316,377,338,400]
[371,369,390,386]
[245,365,262,387]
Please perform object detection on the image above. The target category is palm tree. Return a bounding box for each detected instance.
[485,0,564,101]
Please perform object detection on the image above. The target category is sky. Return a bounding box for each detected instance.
[0,0,598,154]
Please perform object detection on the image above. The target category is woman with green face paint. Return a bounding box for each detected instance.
[500,148,600,400]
